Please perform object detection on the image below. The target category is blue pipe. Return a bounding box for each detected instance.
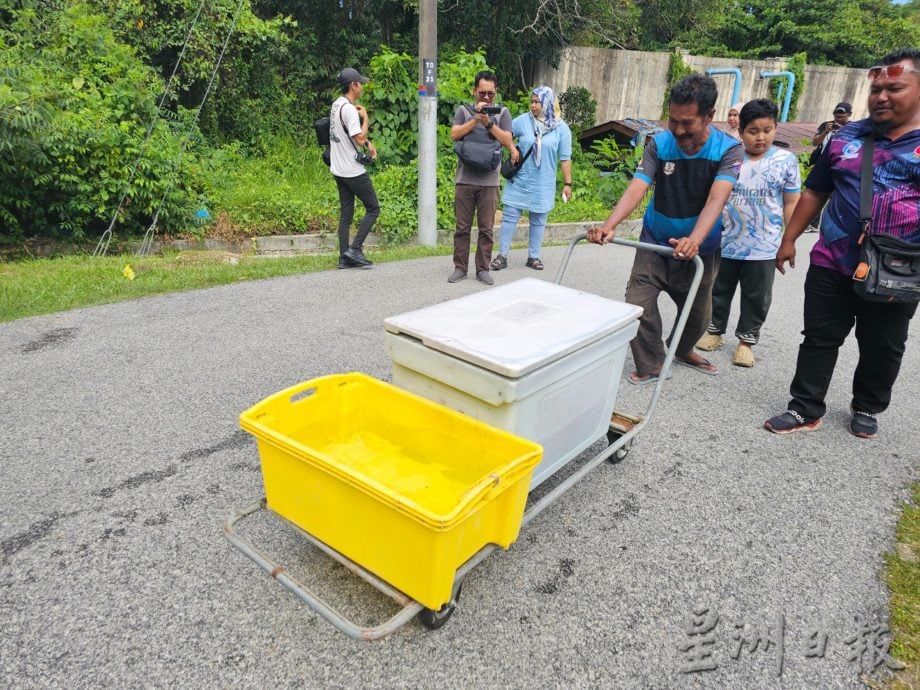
[760,71,795,122]
[705,68,742,111]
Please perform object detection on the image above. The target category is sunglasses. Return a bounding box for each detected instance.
[476,90,496,98]
[867,64,920,80]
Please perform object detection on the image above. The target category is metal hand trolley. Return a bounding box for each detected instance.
[225,235,703,640]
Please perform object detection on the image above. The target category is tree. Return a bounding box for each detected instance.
[439,0,640,94]
[558,85,597,134]
[0,2,196,240]
[677,0,920,66]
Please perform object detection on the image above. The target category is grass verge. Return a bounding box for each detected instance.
[882,482,920,689]
[0,245,451,323]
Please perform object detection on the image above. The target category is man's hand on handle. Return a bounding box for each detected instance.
[587,222,616,245]
[668,237,699,261]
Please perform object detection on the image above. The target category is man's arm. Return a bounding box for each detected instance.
[488,123,515,153]
[811,121,830,147]
[775,189,829,273]
[451,118,481,141]
[451,103,488,141]
[586,177,650,244]
[351,104,370,146]
[668,179,735,260]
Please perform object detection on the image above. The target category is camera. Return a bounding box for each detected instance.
[479,105,502,115]
[355,151,374,166]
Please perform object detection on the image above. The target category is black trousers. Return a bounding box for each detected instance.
[707,257,775,344]
[334,172,380,255]
[788,265,916,419]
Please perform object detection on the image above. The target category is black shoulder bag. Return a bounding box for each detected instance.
[852,133,920,303]
[500,144,534,181]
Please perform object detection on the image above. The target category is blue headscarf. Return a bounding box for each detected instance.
[532,86,559,131]
[531,86,560,168]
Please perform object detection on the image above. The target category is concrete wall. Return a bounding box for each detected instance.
[532,47,872,124]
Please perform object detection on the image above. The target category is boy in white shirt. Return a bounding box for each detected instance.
[696,99,801,367]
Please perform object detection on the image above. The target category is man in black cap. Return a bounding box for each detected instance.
[804,102,853,231]
[329,67,378,269]
[812,101,852,150]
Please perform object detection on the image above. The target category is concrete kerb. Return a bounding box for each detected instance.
[144,219,644,257]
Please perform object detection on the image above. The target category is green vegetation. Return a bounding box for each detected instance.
[198,133,613,245]
[6,0,920,250]
[662,48,695,120]
[884,483,920,686]
[0,246,451,322]
[559,86,598,136]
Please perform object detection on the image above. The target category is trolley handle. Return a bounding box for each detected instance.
[552,230,706,424]
[553,232,704,284]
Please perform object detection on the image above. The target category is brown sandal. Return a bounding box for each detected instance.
[526,257,544,270]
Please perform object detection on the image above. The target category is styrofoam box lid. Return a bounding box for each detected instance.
[384,278,643,377]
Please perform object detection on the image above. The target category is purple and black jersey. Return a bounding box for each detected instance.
[809,118,920,275]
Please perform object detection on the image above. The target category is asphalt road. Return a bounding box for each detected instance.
[1,237,917,689]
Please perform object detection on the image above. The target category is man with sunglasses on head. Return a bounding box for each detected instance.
[448,71,519,285]
[765,48,920,439]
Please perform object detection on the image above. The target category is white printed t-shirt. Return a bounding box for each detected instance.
[330,96,366,178]
[721,146,801,261]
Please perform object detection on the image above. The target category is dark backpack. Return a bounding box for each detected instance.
[314,116,331,167]
[314,117,331,146]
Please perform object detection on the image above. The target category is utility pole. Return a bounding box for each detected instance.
[417,0,437,246]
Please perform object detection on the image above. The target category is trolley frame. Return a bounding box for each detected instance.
[224,235,703,639]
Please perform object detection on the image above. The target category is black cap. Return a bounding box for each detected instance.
[338,68,369,86]
[834,102,852,114]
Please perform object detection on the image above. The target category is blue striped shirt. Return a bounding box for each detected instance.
[634,126,743,254]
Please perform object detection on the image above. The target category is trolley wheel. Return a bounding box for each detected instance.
[606,430,631,464]
[419,584,462,630]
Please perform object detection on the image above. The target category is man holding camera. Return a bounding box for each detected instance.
[811,102,852,158]
[330,67,378,269]
[804,102,852,231]
[448,70,519,285]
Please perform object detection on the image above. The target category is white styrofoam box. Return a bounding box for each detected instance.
[383,278,642,489]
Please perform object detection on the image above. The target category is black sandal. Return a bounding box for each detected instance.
[490,255,507,271]
[525,257,544,270]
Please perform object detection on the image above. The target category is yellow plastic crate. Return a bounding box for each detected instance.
[239,372,543,610]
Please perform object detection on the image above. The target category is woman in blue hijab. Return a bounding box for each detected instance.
[491,86,573,271]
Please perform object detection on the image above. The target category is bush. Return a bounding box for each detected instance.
[201,132,622,244]
[0,2,199,243]
[587,137,644,206]
[361,46,495,167]
[201,137,338,235]
[558,86,597,135]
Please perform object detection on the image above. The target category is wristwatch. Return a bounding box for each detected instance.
[484,121,494,130]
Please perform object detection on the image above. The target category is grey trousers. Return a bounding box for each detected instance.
[706,257,776,344]
[624,249,720,376]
